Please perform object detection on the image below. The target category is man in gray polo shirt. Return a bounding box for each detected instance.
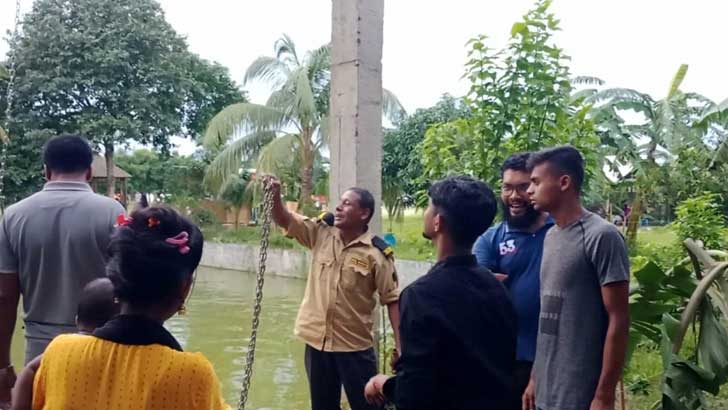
[0,135,124,404]
[523,146,630,410]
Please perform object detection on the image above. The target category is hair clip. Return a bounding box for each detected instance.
[165,231,190,255]
[116,214,133,227]
[148,217,160,228]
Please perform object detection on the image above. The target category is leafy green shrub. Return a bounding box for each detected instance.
[190,208,219,227]
[632,241,683,269]
[671,193,726,250]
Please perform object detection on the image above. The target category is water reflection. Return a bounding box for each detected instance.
[12,267,309,410]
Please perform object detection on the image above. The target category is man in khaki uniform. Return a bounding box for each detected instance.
[268,177,400,410]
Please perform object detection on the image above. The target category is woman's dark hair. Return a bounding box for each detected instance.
[107,206,204,307]
[428,176,497,248]
[501,152,531,176]
[43,134,94,174]
[527,145,585,192]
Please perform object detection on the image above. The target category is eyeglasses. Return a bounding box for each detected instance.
[501,184,530,194]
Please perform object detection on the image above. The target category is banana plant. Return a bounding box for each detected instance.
[629,240,728,409]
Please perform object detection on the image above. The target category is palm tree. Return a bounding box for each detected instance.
[588,65,719,244]
[203,35,405,214]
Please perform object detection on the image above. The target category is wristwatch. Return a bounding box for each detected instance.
[0,365,16,388]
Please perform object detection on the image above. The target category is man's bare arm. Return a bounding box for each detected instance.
[0,274,20,405]
[593,281,630,405]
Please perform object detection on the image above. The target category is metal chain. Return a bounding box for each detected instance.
[0,0,22,210]
[238,179,275,410]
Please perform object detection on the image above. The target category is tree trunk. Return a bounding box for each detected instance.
[298,129,315,215]
[104,141,116,198]
[234,206,240,229]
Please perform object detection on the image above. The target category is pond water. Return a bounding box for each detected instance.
[11,267,312,410]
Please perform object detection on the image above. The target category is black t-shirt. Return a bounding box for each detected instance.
[384,254,517,410]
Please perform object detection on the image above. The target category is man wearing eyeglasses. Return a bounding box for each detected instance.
[472,152,553,410]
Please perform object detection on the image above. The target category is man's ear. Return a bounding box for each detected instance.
[434,213,443,234]
[559,174,572,193]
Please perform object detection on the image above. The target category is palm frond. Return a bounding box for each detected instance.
[591,88,654,105]
[570,89,598,104]
[306,44,331,82]
[316,114,329,148]
[244,56,291,89]
[667,64,688,99]
[256,133,299,174]
[571,76,605,86]
[274,34,300,67]
[202,103,288,149]
[204,130,277,190]
[292,66,317,126]
[382,88,407,125]
[0,65,8,80]
[266,89,298,126]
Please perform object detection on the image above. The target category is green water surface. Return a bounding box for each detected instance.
[11,267,310,410]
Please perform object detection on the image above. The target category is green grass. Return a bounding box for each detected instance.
[202,213,683,263]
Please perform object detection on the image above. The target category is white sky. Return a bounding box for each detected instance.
[2,0,727,155]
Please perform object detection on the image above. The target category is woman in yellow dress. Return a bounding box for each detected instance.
[32,206,230,410]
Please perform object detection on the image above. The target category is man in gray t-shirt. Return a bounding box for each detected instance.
[523,146,630,410]
[0,135,124,405]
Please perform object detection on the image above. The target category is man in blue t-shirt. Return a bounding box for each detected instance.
[472,152,553,409]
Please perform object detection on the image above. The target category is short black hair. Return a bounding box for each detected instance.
[527,145,585,192]
[347,187,375,224]
[501,152,531,176]
[428,176,497,248]
[107,206,204,307]
[77,278,118,329]
[43,134,94,174]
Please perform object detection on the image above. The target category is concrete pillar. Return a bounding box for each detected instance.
[329,0,384,234]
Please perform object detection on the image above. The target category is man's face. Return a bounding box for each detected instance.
[527,163,563,213]
[501,169,540,228]
[422,199,439,241]
[334,190,370,230]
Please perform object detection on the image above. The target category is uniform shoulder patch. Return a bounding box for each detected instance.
[372,236,394,258]
[317,212,334,226]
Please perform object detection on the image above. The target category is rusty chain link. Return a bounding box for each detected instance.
[238,178,275,410]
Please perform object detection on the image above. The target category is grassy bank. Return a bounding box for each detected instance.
[204,211,681,263]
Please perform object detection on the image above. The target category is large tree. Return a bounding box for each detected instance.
[382,94,469,228]
[203,35,404,214]
[8,0,244,198]
[421,0,600,192]
[114,149,209,203]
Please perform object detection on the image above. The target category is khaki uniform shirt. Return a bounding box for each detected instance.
[286,213,399,352]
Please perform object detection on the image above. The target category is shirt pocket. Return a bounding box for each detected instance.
[313,253,335,281]
[341,261,371,290]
